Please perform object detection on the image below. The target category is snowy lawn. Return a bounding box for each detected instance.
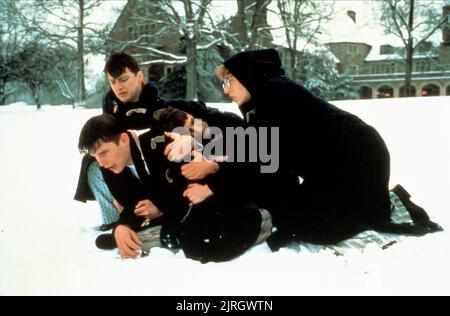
[0,98,449,296]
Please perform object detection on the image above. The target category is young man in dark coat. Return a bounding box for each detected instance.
[172,48,440,250]
[78,114,272,263]
[74,53,206,230]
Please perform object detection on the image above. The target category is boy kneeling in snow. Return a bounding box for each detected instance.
[78,114,272,263]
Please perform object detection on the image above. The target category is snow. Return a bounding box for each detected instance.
[1,97,450,296]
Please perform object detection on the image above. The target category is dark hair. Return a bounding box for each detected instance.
[78,114,124,154]
[104,52,140,78]
[153,107,188,132]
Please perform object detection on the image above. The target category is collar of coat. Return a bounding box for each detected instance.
[112,81,159,112]
[128,130,151,178]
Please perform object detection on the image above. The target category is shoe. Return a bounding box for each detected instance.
[95,234,117,250]
[391,184,443,233]
[266,230,295,252]
[96,222,117,232]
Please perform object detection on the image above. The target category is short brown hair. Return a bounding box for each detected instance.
[153,107,188,132]
[104,52,140,78]
[78,114,123,154]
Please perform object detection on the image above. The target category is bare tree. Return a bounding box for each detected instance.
[276,0,334,79]
[10,41,57,110]
[226,0,273,51]
[0,0,32,105]
[14,0,106,105]
[378,0,449,96]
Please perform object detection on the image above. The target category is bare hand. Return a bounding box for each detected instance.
[134,199,163,220]
[114,225,142,259]
[183,183,214,205]
[181,154,220,181]
[164,132,194,162]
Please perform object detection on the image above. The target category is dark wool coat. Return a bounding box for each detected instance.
[222,49,392,244]
[102,81,163,130]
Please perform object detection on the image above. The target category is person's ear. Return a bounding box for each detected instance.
[120,133,129,146]
[136,70,144,81]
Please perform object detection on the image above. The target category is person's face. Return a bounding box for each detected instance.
[222,74,251,106]
[91,133,132,174]
[107,68,144,103]
[184,113,208,135]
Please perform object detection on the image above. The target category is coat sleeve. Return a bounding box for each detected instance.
[102,91,114,114]
[73,154,96,202]
[201,110,261,206]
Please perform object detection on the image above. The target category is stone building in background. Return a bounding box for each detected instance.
[327,6,450,99]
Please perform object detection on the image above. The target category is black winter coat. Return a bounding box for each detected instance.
[222,49,392,243]
[102,81,163,130]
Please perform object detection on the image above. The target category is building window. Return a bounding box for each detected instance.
[347,65,358,75]
[380,45,394,55]
[399,85,417,97]
[447,85,450,96]
[415,60,431,72]
[371,63,395,74]
[347,44,358,54]
[421,84,440,96]
[359,86,373,99]
[377,86,394,98]
[165,66,173,76]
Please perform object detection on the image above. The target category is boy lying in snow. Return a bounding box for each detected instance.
[78,114,272,263]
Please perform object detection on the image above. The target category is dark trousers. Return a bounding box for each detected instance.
[175,200,262,263]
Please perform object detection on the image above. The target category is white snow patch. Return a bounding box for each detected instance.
[0,97,449,295]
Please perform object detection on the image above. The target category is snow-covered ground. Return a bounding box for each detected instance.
[0,97,449,296]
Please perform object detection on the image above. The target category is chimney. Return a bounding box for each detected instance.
[347,10,356,24]
[444,5,450,44]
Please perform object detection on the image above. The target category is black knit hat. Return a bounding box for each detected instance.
[223,49,285,94]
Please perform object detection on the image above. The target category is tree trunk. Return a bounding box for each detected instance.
[249,0,267,49]
[185,39,198,100]
[0,79,5,105]
[289,49,297,79]
[31,86,41,110]
[404,0,415,97]
[236,0,249,43]
[77,0,86,105]
[183,0,198,100]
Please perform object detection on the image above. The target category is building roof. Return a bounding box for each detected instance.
[321,0,443,62]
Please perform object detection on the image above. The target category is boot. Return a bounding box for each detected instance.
[95,233,117,250]
[391,184,443,233]
[266,230,296,252]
